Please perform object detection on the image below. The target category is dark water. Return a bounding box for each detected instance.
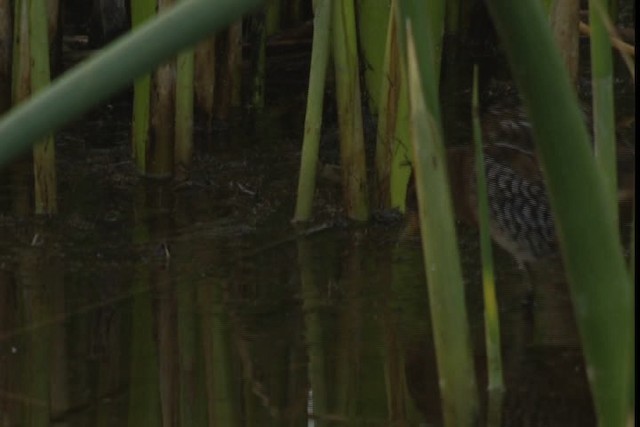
[0,111,596,427]
[2,28,635,427]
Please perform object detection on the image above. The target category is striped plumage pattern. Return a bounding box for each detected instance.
[404,98,634,266]
[403,145,559,267]
[481,154,556,266]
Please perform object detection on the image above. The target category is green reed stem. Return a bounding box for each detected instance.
[373,0,414,212]
[484,1,632,425]
[146,0,176,179]
[12,0,29,105]
[293,0,331,222]
[131,0,155,173]
[297,236,328,423]
[0,0,263,170]
[265,0,280,35]
[389,75,412,210]
[30,0,56,214]
[589,0,618,222]
[471,65,504,396]
[397,0,480,424]
[357,0,390,112]
[174,45,194,181]
[549,0,580,84]
[374,2,398,208]
[331,0,369,221]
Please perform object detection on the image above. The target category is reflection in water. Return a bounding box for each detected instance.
[0,193,599,427]
[3,54,627,427]
[1,119,601,427]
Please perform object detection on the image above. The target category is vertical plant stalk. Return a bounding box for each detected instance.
[589,0,617,221]
[293,0,331,222]
[199,283,239,426]
[147,0,176,178]
[227,20,242,108]
[381,318,415,422]
[194,37,216,140]
[8,1,32,215]
[471,65,504,395]
[173,0,195,181]
[177,285,197,426]
[19,253,54,426]
[30,0,56,214]
[46,0,61,75]
[129,271,162,421]
[127,286,162,426]
[297,237,328,420]
[177,273,207,426]
[388,0,439,212]
[175,44,194,182]
[579,21,635,77]
[155,274,179,427]
[334,242,364,418]
[427,0,444,84]
[0,0,12,112]
[550,0,579,84]
[374,3,399,209]
[484,1,632,425]
[331,0,369,221]
[0,0,264,168]
[13,0,30,105]
[388,241,437,423]
[389,77,411,210]
[265,0,281,35]
[132,73,151,173]
[11,0,32,216]
[249,11,267,110]
[398,1,480,425]
[129,187,161,426]
[148,64,176,178]
[357,0,390,113]
[49,275,69,420]
[382,247,422,423]
[131,0,155,173]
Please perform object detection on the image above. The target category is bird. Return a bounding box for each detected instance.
[403,112,635,269]
[404,145,557,268]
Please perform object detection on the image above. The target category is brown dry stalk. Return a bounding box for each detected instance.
[579,21,635,57]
